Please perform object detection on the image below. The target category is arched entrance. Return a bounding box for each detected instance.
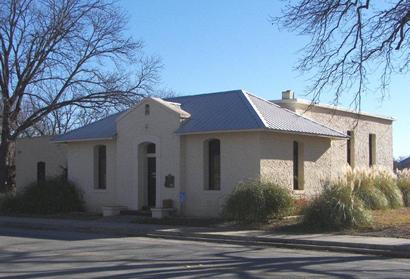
[138,142,157,208]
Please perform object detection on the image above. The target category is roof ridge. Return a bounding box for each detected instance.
[240,90,267,128]
[165,89,243,100]
[244,91,347,138]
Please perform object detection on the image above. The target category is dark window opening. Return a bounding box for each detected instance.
[293,141,299,190]
[208,139,221,190]
[347,131,352,166]
[145,104,150,115]
[147,143,156,154]
[96,145,107,189]
[37,162,46,183]
[369,134,376,167]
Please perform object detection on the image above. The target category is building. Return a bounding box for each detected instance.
[15,90,394,217]
[396,156,410,170]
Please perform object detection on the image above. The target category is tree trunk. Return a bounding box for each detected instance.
[0,107,13,193]
[0,140,10,193]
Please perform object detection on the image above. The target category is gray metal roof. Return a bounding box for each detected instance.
[245,93,347,138]
[53,112,123,142]
[53,89,347,142]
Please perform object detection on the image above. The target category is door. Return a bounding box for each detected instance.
[147,157,156,207]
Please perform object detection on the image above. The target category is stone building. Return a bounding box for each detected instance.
[15,90,393,217]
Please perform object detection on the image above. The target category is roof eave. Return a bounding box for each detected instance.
[52,136,116,143]
[175,128,348,139]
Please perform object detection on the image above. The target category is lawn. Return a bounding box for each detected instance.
[356,208,410,238]
[134,208,410,238]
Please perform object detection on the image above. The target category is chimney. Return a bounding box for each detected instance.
[282,90,294,100]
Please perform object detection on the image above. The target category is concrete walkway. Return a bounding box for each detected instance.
[1,216,410,258]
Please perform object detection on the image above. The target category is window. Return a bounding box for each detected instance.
[293,141,304,190]
[37,162,45,183]
[205,139,221,190]
[95,145,107,189]
[347,131,353,166]
[147,143,156,154]
[369,134,376,167]
[145,104,150,115]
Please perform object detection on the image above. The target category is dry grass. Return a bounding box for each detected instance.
[355,208,410,238]
[371,208,410,228]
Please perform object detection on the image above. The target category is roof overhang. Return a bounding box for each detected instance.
[52,136,115,143]
[176,128,348,139]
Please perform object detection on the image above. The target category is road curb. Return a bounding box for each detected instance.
[144,232,410,259]
[2,219,410,258]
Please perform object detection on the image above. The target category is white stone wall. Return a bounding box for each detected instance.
[115,99,183,212]
[66,140,117,212]
[259,132,332,197]
[276,101,393,177]
[181,132,261,217]
[15,136,67,191]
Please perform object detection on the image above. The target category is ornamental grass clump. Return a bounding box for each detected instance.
[302,181,371,230]
[373,169,403,208]
[223,180,294,224]
[345,166,403,209]
[397,169,410,206]
[345,167,389,210]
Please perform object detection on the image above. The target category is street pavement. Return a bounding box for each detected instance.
[1,227,410,278]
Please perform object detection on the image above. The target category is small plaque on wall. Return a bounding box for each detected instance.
[164,174,175,188]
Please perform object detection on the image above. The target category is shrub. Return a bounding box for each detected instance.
[303,182,371,230]
[0,177,84,214]
[397,169,410,206]
[223,180,293,223]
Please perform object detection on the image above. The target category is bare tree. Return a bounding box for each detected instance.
[275,0,410,107]
[0,0,161,192]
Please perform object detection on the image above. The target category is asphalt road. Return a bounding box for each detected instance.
[0,227,410,278]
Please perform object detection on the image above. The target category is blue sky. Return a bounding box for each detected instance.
[122,0,409,158]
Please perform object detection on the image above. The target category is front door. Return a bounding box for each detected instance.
[147,157,156,207]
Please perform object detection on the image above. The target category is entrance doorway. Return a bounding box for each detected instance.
[147,157,156,207]
[138,141,157,210]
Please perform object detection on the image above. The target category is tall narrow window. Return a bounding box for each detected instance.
[95,145,107,189]
[207,139,221,190]
[37,161,46,183]
[369,134,376,167]
[293,141,304,190]
[145,104,150,115]
[347,131,353,166]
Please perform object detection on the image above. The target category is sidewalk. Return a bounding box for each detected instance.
[1,215,410,258]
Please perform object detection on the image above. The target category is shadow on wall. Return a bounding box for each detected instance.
[259,137,331,163]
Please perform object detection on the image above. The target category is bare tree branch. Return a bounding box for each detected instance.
[274,0,410,109]
[0,0,162,191]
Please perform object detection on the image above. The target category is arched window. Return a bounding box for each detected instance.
[147,143,156,154]
[37,161,46,183]
[205,139,221,190]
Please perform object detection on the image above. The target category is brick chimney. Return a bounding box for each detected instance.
[282,90,294,100]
